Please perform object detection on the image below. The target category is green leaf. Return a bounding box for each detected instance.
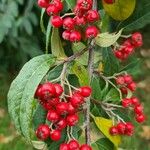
[120,0,150,31]
[51,28,66,58]
[95,138,115,150]
[94,117,121,147]
[71,61,89,86]
[46,21,52,54]
[7,54,56,141]
[65,0,76,10]
[40,8,46,34]
[32,141,47,150]
[102,47,119,76]
[95,29,123,47]
[102,0,136,21]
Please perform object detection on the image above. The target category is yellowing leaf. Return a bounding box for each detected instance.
[102,0,136,21]
[95,29,123,47]
[94,117,121,147]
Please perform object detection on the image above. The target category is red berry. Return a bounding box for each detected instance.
[56,119,67,130]
[36,124,50,140]
[80,144,92,150]
[131,32,143,47]
[77,0,93,11]
[68,102,76,114]
[35,84,42,99]
[68,140,80,150]
[56,102,69,115]
[86,10,100,23]
[122,98,131,108]
[120,87,128,95]
[134,104,143,115]
[50,130,61,141]
[85,26,99,38]
[78,86,92,97]
[109,126,119,135]
[42,101,53,110]
[60,143,70,150]
[114,51,123,60]
[104,0,115,4]
[48,97,60,106]
[123,75,133,84]
[46,4,59,15]
[66,114,79,126]
[47,110,60,123]
[73,5,85,17]
[70,93,84,108]
[54,84,63,97]
[62,30,71,40]
[63,17,75,30]
[131,97,140,106]
[38,0,49,8]
[74,16,86,26]
[123,39,132,47]
[125,122,134,136]
[123,45,134,55]
[52,0,63,12]
[115,76,125,85]
[135,114,146,123]
[70,31,81,42]
[51,16,63,28]
[127,82,136,92]
[38,82,56,101]
[117,122,126,134]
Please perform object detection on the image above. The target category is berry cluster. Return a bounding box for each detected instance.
[122,97,146,123]
[37,0,100,42]
[114,32,143,60]
[34,82,92,143]
[109,122,134,136]
[115,74,136,94]
[60,140,92,150]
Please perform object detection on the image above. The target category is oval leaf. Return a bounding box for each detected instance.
[94,117,121,147]
[8,54,56,141]
[102,0,136,21]
[95,29,123,47]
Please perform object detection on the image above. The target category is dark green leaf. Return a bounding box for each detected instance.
[46,21,52,54]
[65,0,76,10]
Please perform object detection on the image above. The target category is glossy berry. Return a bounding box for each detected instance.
[62,30,71,40]
[38,0,49,8]
[134,104,143,115]
[124,75,133,84]
[63,17,75,30]
[51,16,63,28]
[50,130,61,141]
[56,119,67,130]
[117,122,126,134]
[70,31,81,42]
[120,87,128,95]
[68,140,80,150]
[85,26,99,38]
[114,51,123,60]
[73,5,85,17]
[78,86,92,97]
[47,110,60,123]
[42,101,53,110]
[46,4,59,15]
[48,97,60,106]
[68,102,76,115]
[131,32,143,47]
[86,10,100,22]
[66,114,79,126]
[135,114,146,123]
[56,102,69,115]
[54,84,63,97]
[131,97,140,106]
[80,144,92,150]
[36,124,50,140]
[52,0,63,12]
[74,16,86,26]
[77,0,93,11]
[115,76,125,85]
[109,126,119,135]
[125,122,134,136]
[127,82,136,91]
[35,84,42,98]
[123,39,132,47]
[70,93,84,107]
[104,0,115,4]
[123,45,134,55]
[122,98,131,108]
[60,143,70,150]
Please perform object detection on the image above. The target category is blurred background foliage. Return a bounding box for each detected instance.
[0,0,150,149]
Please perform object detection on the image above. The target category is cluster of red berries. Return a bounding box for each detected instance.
[60,140,92,150]
[114,32,143,60]
[37,0,100,42]
[104,0,115,4]
[109,122,134,136]
[34,82,92,142]
[115,74,136,94]
[122,97,146,123]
